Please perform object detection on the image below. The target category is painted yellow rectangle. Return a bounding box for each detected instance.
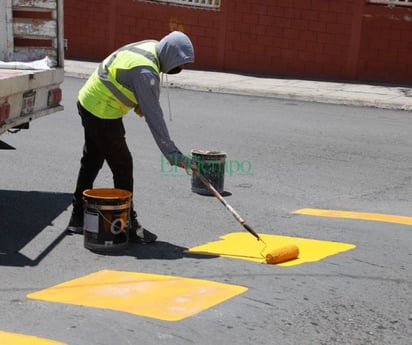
[293,208,412,226]
[187,232,355,266]
[0,331,66,345]
[27,270,247,321]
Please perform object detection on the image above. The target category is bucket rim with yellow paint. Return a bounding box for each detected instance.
[83,188,132,251]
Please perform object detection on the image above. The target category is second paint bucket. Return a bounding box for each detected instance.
[83,188,131,251]
[191,149,226,195]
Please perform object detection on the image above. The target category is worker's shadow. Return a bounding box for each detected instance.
[88,241,217,260]
[0,189,72,267]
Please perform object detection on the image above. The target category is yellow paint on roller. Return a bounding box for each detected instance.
[265,244,300,264]
[293,208,412,226]
[0,330,66,345]
[187,232,355,266]
[27,270,247,322]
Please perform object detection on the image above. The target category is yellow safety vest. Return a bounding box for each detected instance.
[78,40,160,119]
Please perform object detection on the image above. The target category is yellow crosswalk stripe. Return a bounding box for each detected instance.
[293,208,412,226]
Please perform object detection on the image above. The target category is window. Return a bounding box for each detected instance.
[367,0,412,6]
[137,0,221,9]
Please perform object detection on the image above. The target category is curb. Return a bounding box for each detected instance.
[64,60,412,112]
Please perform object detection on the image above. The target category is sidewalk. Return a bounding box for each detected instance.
[64,59,412,111]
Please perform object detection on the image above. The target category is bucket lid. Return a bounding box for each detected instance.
[83,188,132,199]
[191,149,226,156]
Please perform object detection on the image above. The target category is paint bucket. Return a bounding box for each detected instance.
[191,149,226,195]
[82,188,131,251]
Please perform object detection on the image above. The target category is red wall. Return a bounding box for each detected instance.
[64,0,222,67]
[64,0,412,85]
[222,0,359,80]
[359,4,412,84]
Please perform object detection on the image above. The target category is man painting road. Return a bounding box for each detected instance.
[66,31,195,244]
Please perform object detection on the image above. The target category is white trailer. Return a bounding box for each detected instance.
[0,0,64,138]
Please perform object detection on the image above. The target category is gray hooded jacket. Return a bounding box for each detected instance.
[116,31,194,167]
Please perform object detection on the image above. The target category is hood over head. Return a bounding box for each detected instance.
[156,31,194,73]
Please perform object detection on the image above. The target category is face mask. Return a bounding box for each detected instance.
[167,66,182,74]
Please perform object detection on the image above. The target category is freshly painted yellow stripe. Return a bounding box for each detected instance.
[28,270,247,322]
[293,208,412,226]
[187,232,355,266]
[0,330,66,345]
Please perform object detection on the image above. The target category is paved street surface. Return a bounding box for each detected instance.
[0,76,411,345]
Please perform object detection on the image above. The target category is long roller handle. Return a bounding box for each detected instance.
[195,171,261,241]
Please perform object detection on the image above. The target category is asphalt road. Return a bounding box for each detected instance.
[0,76,411,345]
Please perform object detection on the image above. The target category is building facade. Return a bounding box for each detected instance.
[64,0,412,85]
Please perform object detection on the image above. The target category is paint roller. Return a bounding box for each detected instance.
[194,170,299,264]
[265,244,300,264]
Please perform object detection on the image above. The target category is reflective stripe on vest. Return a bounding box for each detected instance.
[78,41,160,119]
[97,44,159,108]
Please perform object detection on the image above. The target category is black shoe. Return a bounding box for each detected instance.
[128,218,157,244]
[66,214,84,234]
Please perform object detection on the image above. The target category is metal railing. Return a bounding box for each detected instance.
[367,0,412,6]
[138,0,220,9]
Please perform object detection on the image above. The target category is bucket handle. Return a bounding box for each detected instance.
[92,207,129,234]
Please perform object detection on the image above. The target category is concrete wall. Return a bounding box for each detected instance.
[64,0,412,85]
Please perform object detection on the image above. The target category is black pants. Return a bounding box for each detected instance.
[72,101,134,216]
